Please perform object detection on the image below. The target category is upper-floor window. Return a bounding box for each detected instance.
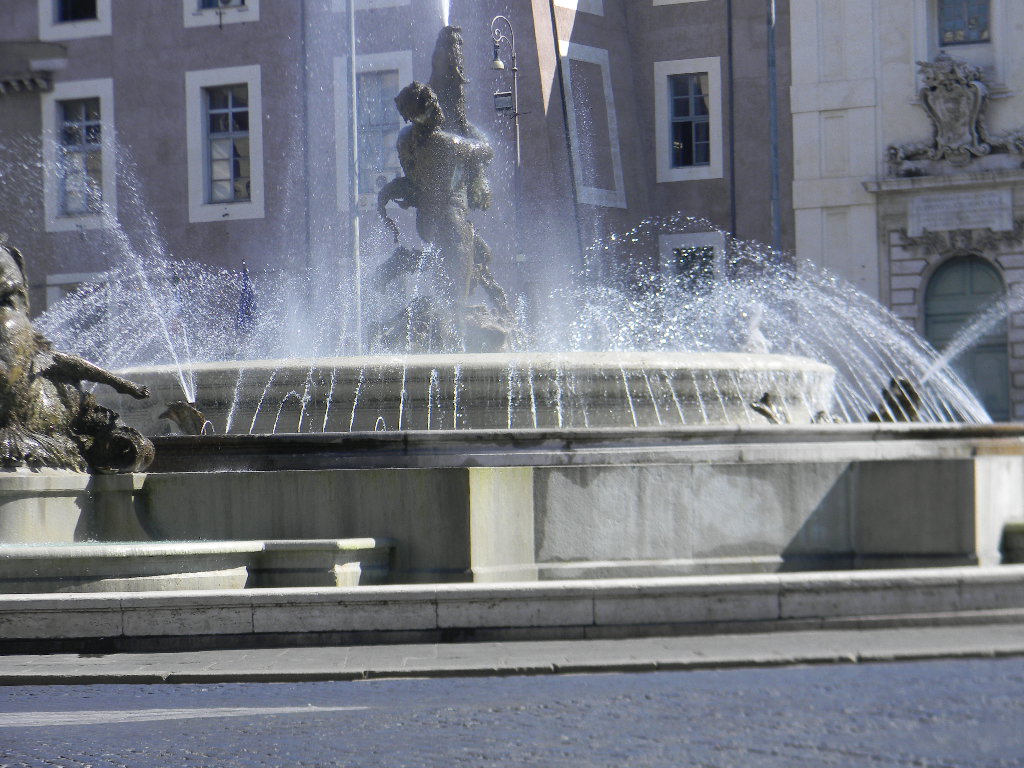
[40,0,111,40]
[41,78,116,231]
[654,57,722,183]
[185,65,264,222]
[205,85,250,204]
[184,0,258,28]
[938,0,990,46]
[58,97,103,215]
[669,73,710,168]
[356,69,401,196]
[57,0,97,22]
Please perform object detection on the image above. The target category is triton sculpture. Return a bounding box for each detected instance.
[377,26,511,352]
[0,242,153,473]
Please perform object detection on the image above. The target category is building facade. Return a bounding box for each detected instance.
[792,0,1024,420]
[0,0,791,317]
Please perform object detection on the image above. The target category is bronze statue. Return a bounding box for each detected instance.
[868,378,923,423]
[0,242,153,473]
[376,27,511,352]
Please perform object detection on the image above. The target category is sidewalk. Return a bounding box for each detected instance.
[3,622,1024,685]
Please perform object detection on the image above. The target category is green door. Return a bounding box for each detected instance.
[924,256,1010,421]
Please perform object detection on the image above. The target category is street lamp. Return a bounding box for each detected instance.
[490,15,520,171]
[490,15,525,266]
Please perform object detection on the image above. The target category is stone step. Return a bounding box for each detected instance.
[0,538,394,593]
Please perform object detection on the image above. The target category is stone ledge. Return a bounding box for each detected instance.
[0,566,1022,651]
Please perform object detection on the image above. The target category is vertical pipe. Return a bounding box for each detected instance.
[512,45,523,263]
[301,0,312,272]
[346,0,362,351]
[767,0,782,252]
[726,0,737,237]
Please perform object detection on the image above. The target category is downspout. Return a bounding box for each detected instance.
[767,0,782,251]
[301,0,313,272]
[726,0,737,237]
[346,0,362,350]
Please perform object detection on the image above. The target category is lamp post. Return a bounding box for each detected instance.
[490,15,525,267]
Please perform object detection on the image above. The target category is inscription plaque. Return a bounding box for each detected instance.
[908,189,1013,236]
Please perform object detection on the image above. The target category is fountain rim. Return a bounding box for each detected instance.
[116,350,837,377]
[146,422,1024,474]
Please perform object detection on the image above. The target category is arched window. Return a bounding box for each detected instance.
[924,255,1009,421]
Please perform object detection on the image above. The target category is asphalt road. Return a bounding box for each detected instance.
[0,657,1021,767]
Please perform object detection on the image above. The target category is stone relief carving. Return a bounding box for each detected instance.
[898,218,1024,256]
[887,54,1024,176]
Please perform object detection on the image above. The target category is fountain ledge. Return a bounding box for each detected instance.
[0,565,1023,654]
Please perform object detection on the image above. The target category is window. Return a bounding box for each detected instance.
[39,0,110,40]
[356,69,401,196]
[57,98,103,215]
[46,272,102,309]
[41,79,115,231]
[654,58,723,183]
[938,0,990,46]
[559,41,626,208]
[670,73,710,168]
[57,0,96,21]
[333,51,412,214]
[659,232,726,293]
[186,65,264,222]
[184,0,258,28]
[667,245,715,293]
[205,85,250,203]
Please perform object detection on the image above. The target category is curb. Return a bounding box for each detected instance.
[3,631,1024,685]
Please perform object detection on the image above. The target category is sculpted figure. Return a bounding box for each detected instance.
[376,27,511,352]
[0,243,153,472]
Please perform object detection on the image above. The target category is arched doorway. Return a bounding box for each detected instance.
[924,255,1010,421]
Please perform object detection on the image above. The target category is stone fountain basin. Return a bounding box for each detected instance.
[110,351,836,435]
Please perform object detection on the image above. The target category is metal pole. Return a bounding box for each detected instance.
[510,30,522,264]
[767,0,782,252]
[346,0,362,352]
[492,15,524,265]
[726,0,737,238]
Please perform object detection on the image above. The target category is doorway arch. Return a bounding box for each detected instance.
[924,255,1009,421]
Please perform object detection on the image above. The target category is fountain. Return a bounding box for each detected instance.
[2,17,1023,594]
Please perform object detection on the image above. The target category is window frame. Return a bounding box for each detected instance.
[655,57,723,183]
[355,69,403,199]
[185,65,264,223]
[333,50,412,213]
[45,271,103,309]
[184,0,259,28]
[41,79,116,232]
[659,232,727,292]
[559,40,626,209]
[331,0,411,11]
[39,0,111,41]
